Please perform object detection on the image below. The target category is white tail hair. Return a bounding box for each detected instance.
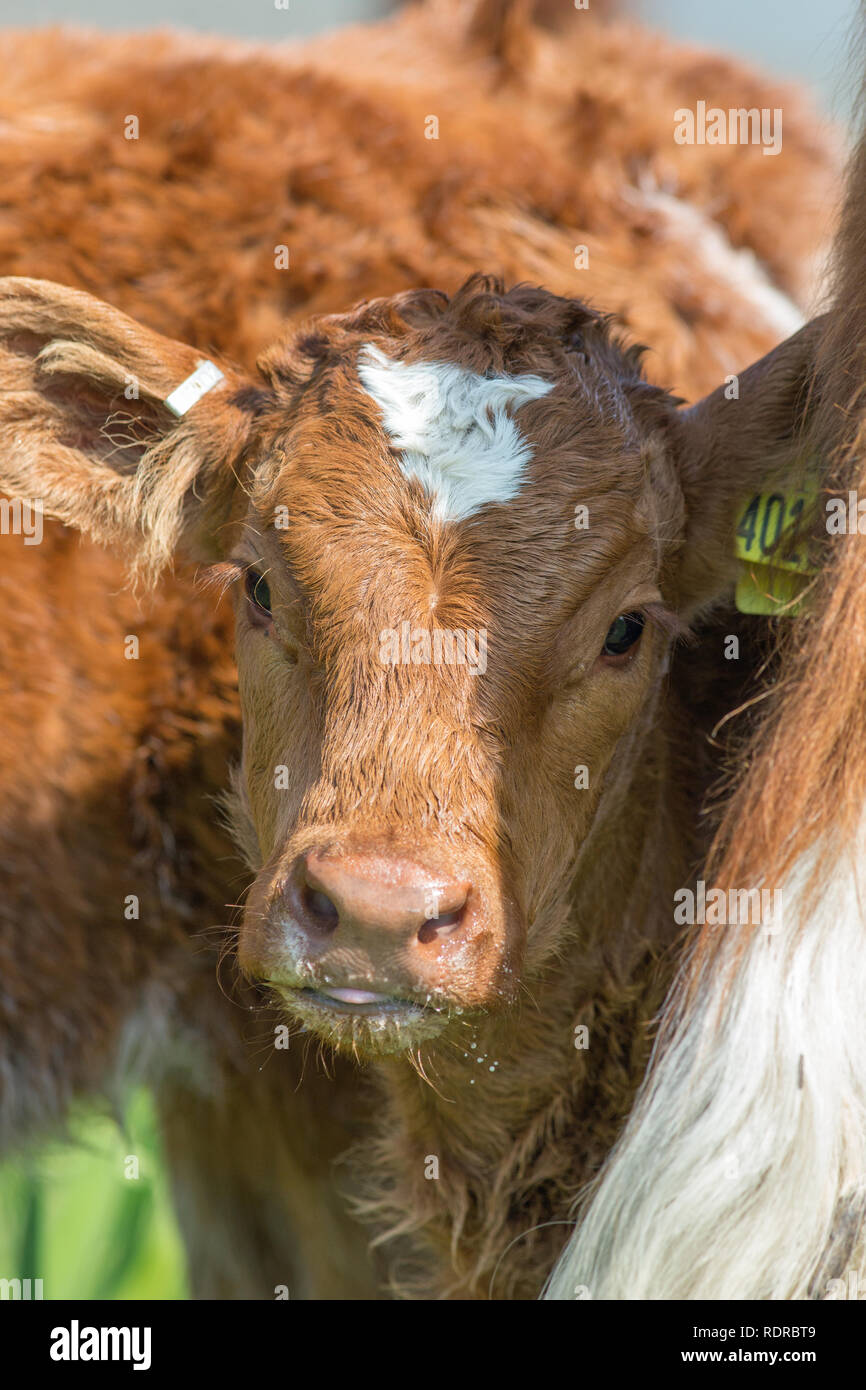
[546,840,866,1299]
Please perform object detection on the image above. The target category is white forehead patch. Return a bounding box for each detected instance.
[357,343,553,521]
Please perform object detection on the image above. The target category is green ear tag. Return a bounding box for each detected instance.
[734,484,817,616]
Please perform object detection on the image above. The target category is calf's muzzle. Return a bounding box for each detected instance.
[239,837,521,1028]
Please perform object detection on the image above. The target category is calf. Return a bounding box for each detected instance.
[0,2,842,1296]
[0,269,830,1296]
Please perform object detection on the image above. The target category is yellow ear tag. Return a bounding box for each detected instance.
[734,484,817,616]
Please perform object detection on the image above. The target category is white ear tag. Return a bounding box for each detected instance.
[164,360,225,417]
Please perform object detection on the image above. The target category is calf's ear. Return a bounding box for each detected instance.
[0,277,260,581]
[668,316,827,616]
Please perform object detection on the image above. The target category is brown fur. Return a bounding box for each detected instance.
[0,1,843,1298]
[545,32,866,1296]
[669,21,866,997]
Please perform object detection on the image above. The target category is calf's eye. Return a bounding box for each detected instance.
[602,612,644,658]
[245,568,272,622]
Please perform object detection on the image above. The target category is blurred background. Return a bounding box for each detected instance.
[0,0,859,119]
[0,1092,186,1299]
[0,0,859,1301]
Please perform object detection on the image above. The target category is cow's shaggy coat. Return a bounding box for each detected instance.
[550,34,866,1299]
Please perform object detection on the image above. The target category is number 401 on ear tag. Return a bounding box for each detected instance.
[734,484,817,616]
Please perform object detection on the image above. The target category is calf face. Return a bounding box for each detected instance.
[0,276,821,1057]
[220,282,688,1053]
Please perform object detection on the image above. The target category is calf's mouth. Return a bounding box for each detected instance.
[295,984,425,1015]
[268,976,453,1054]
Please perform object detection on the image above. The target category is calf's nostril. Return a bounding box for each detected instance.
[417,904,466,945]
[302,883,340,930]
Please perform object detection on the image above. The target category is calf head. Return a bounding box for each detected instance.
[0,276,821,1056]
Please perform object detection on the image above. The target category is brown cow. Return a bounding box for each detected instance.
[551,62,866,1301]
[0,2,842,1296]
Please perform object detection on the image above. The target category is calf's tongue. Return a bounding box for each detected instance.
[320,986,392,1005]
